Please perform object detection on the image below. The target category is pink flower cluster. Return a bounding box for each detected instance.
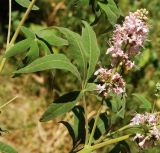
[130,112,157,126]
[94,68,125,97]
[106,9,149,71]
[94,9,149,97]
[130,112,160,148]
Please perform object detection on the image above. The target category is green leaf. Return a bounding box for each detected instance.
[109,141,131,153]
[117,100,126,118]
[89,113,109,140]
[15,54,81,81]
[107,0,121,17]
[133,94,152,110]
[38,39,51,55]
[81,0,89,5]
[97,113,108,132]
[138,49,150,68]
[40,91,82,122]
[111,96,123,112]
[82,21,100,81]
[37,29,68,46]
[21,26,35,38]
[84,83,97,92]
[59,121,76,147]
[5,38,32,58]
[72,106,85,144]
[25,40,39,63]
[95,113,109,138]
[111,95,126,118]
[15,0,39,10]
[0,142,17,153]
[98,0,120,25]
[56,27,87,79]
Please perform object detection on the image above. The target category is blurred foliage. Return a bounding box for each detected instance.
[0,0,160,152]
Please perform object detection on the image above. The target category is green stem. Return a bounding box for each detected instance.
[77,134,131,153]
[10,0,37,45]
[83,94,89,145]
[93,135,106,144]
[94,124,131,144]
[0,0,37,73]
[88,105,102,145]
[90,134,131,151]
[77,145,92,153]
[107,124,132,137]
[7,0,12,47]
[0,0,12,72]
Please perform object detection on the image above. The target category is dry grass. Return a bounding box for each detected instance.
[0,63,72,153]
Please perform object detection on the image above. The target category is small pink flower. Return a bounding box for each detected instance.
[128,46,140,56]
[94,68,106,76]
[112,87,124,94]
[125,60,135,70]
[138,136,149,148]
[106,9,149,70]
[150,126,160,140]
[130,113,145,125]
[145,113,157,125]
[96,84,106,94]
[133,133,144,141]
[94,68,125,96]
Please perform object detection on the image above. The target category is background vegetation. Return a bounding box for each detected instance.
[0,0,160,152]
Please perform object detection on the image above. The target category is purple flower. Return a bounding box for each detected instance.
[131,112,160,149]
[125,60,135,70]
[94,68,125,97]
[150,126,160,140]
[106,9,149,71]
[145,113,157,125]
[130,113,145,125]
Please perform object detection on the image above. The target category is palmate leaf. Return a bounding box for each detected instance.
[15,0,39,10]
[14,54,81,81]
[5,27,69,65]
[56,27,87,79]
[0,142,17,153]
[82,21,100,81]
[40,91,82,122]
[21,27,68,47]
[98,0,121,25]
